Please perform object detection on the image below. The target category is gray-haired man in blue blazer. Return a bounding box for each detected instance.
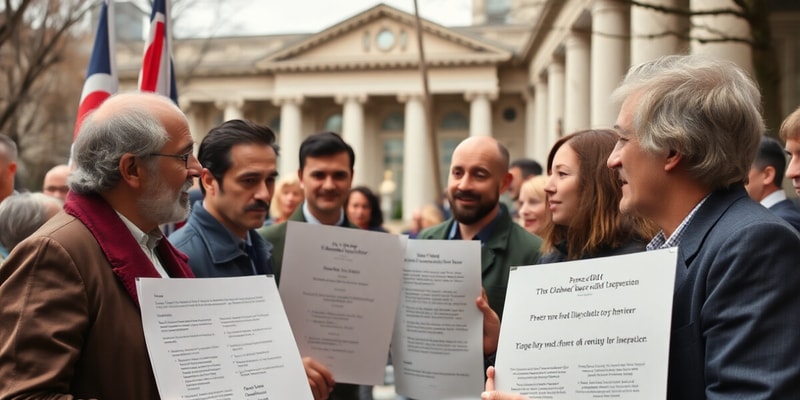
[483,55,800,400]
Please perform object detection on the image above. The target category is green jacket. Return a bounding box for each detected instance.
[417,206,542,320]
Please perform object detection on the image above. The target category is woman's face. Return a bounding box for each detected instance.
[517,186,547,236]
[545,143,581,227]
[346,191,372,229]
[278,184,303,217]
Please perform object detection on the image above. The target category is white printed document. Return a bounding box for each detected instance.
[495,248,677,399]
[392,239,484,400]
[137,275,313,400]
[279,221,406,385]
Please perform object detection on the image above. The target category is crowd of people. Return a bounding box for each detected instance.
[1,54,800,400]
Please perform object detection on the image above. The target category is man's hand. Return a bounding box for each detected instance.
[477,289,500,356]
[481,366,531,400]
[303,357,335,400]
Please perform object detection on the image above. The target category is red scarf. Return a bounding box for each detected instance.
[63,191,194,305]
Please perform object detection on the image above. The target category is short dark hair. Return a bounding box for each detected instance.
[299,131,354,171]
[510,158,542,178]
[347,186,383,228]
[753,136,787,186]
[198,119,279,195]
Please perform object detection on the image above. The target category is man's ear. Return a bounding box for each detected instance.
[500,171,512,193]
[762,165,777,186]
[664,149,682,172]
[200,169,217,196]
[119,153,144,189]
[297,168,304,189]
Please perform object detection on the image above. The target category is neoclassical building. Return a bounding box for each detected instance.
[117,0,800,221]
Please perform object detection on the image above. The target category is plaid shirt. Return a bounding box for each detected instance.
[647,195,710,251]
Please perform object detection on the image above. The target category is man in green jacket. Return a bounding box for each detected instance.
[418,136,542,321]
[257,131,361,400]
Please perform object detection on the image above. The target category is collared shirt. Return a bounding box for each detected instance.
[447,206,504,246]
[760,189,787,209]
[302,201,345,226]
[116,211,170,278]
[647,195,710,251]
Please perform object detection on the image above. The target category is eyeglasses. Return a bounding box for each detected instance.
[148,152,191,168]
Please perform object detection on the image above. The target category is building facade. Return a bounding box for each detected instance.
[117,0,800,221]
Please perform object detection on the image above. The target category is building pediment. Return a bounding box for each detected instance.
[255,3,512,72]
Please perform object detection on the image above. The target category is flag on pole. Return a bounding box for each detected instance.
[74,0,117,139]
[138,0,177,103]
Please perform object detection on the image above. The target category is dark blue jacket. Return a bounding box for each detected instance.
[170,201,273,278]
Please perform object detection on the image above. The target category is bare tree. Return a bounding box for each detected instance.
[0,0,97,188]
[625,0,783,136]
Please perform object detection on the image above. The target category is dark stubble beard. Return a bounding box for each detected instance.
[449,189,497,225]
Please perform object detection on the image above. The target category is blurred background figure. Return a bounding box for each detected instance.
[0,192,62,262]
[346,186,387,232]
[403,204,445,238]
[0,134,18,205]
[42,164,71,200]
[507,158,543,202]
[517,175,548,237]
[266,176,303,226]
[744,136,800,232]
[540,129,656,263]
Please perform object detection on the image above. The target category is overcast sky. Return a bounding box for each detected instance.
[175,0,473,37]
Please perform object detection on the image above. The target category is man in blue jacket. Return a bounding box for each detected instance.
[170,120,338,400]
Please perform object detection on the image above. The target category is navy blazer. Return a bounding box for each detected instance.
[669,185,800,400]
[769,198,800,233]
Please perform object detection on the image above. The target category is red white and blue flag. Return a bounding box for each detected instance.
[139,0,177,103]
[74,0,117,139]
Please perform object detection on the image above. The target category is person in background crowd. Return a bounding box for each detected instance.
[42,164,71,200]
[744,136,800,232]
[404,204,445,238]
[483,54,800,400]
[507,158,542,202]
[346,186,387,232]
[782,105,800,198]
[516,175,548,237]
[0,134,17,205]
[539,129,656,263]
[0,92,200,399]
[266,176,304,226]
[0,192,62,257]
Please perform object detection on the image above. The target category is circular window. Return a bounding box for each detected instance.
[376,29,395,51]
[502,107,517,122]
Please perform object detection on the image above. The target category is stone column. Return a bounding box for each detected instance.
[591,0,630,127]
[336,94,368,185]
[465,91,496,137]
[533,76,549,165]
[523,89,536,159]
[631,0,685,65]
[564,32,591,134]
[216,99,244,122]
[547,59,565,147]
[179,98,204,152]
[398,93,436,223]
[273,96,304,178]
[690,0,752,73]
